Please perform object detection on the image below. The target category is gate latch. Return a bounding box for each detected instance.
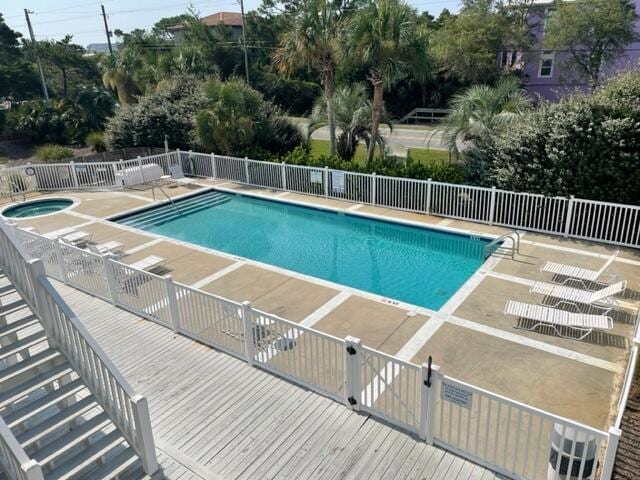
[424,355,432,387]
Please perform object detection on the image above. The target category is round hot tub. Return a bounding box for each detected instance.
[2,199,74,218]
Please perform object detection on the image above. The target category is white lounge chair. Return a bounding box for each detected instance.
[60,230,91,245]
[530,280,627,314]
[88,241,124,257]
[505,300,613,340]
[128,255,166,272]
[541,251,619,288]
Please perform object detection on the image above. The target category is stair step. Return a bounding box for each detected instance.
[0,348,62,385]
[5,378,86,428]
[33,412,111,468]
[0,315,39,340]
[17,395,99,448]
[0,362,73,409]
[78,447,140,480]
[0,299,28,316]
[47,429,126,480]
[0,331,48,360]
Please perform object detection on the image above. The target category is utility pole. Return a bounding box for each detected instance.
[238,0,250,84]
[100,4,114,55]
[24,9,49,101]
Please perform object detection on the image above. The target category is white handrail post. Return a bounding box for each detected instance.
[211,153,217,179]
[281,162,287,190]
[164,275,180,333]
[344,336,361,411]
[22,459,45,480]
[241,301,255,366]
[489,186,497,225]
[600,426,621,480]
[244,157,250,184]
[426,178,432,214]
[131,394,159,476]
[324,166,329,198]
[28,259,55,340]
[564,195,575,238]
[420,362,440,444]
[371,172,377,205]
[53,239,68,284]
[104,258,119,306]
[136,156,144,184]
[69,161,79,189]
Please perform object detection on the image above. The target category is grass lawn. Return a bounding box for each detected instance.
[310,139,451,165]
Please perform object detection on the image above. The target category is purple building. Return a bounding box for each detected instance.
[499,0,640,100]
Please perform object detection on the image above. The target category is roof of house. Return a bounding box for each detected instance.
[168,12,243,31]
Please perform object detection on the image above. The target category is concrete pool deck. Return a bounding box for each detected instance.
[2,180,639,431]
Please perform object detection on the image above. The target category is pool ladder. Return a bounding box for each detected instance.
[484,231,521,260]
[150,183,181,214]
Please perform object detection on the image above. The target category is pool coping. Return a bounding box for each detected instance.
[1,196,82,220]
[103,184,508,318]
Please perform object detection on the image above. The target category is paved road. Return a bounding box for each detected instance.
[290,119,448,150]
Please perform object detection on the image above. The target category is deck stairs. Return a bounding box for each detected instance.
[0,270,149,480]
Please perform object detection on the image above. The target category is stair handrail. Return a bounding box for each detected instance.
[0,220,159,476]
[0,417,44,480]
[483,230,521,260]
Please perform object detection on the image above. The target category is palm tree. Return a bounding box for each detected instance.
[274,0,343,155]
[346,0,430,164]
[99,53,140,104]
[308,84,392,161]
[435,77,531,154]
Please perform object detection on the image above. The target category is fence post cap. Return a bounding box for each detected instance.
[372,171,376,175]
[163,274,173,281]
[345,335,361,345]
[608,426,622,436]
[242,300,251,307]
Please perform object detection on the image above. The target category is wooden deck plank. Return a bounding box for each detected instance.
[53,281,499,480]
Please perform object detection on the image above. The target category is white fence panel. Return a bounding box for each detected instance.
[182,152,214,178]
[250,309,345,401]
[73,162,118,189]
[433,375,608,480]
[375,175,429,212]
[328,171,372,203]
[431,182,493,223]
[173,283,246,358]
[58,243,111,300]
[12,230,62,280]
[246,159,284,190]
[357,345,422,434]
[569,199,640,247]
[284,164,326,196]
[211,155,247,183]
[109,261,172,327]
[494,191,567,234]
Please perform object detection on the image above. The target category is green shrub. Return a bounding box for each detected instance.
[7,100,67,143]
[465,69,640,203]
[85,131,107,152]
[195,77,302,157]
[36,144,74,162]
[255,72,322,116]
[105,75,207,150]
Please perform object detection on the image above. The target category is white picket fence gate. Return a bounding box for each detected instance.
[6,222,629,480]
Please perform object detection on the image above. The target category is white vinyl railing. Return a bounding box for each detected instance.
[0,222,159,476]
[173,150,640,248]
[2,150,638,248]
[0,417,44,480]
[5,222,618,480]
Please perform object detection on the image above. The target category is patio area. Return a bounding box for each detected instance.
[2,178,638,432]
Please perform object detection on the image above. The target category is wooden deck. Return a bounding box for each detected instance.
[54,281,503,480]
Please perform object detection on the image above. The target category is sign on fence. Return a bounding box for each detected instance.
[331,171,345,194]
[441,381,473,409]
[310,171,323,184]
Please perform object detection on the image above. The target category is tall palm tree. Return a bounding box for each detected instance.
[308,83,392,161]
[99,53,140,104]
[274,0,343,155]
[435,77,531,154]
[346,0,430,164]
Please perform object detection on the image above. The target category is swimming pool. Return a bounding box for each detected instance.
[2,199,74,218]
[115,190,493,310]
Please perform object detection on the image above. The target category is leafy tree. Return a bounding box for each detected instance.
[436,77,531,154]
[431,1,516,85]
[105,75,207,149]
[0,14,40,99]
[99,47,143,104]
[544,0,638,89]
[347,0,431,163]
[308,83,391,161]
[194,77,302,157]
[274,0,345,156]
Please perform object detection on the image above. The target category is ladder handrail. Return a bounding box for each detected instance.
[484,230,520,260]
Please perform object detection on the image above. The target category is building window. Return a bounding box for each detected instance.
[538,51,555,78]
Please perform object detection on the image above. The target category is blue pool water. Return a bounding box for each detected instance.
[115,190,491,310]
[3,199,73,218]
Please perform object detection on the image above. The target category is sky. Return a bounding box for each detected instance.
[2,0,462,46]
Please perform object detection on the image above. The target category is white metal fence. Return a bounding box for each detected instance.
[2,150,639,248]
[0,222,159,476]
[5,222,621,480]
[174,150,640,248]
